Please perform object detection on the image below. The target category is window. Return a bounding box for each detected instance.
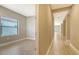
[0,16,18,36]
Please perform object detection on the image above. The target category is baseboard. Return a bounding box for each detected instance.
[46,40,53,55]
[70,43,79,54]
[0,38,26,47]
[26,38,36,40]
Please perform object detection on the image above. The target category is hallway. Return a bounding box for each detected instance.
[0,40,36,55]
[47,5,78,55]
[48,32,77,55]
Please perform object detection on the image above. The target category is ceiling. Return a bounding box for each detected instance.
[51,4,72,10]
[1,4,35,17]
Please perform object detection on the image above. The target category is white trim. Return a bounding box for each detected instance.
[46,40,53,55]
[70,43,79,54]
[35,5,39,55]
[26,38,36,40]
[0,38,26,47]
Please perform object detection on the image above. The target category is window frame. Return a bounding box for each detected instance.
[0,16,19,37]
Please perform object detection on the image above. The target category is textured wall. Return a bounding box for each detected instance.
[70,5,79,50]
[38,4,54,54]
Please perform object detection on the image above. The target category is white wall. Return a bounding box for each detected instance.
[26,16,35,40]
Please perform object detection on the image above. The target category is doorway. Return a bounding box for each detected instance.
[52,8,71,54]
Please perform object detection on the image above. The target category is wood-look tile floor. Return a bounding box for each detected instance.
[0,40,36,55]
[48,32,77,55]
